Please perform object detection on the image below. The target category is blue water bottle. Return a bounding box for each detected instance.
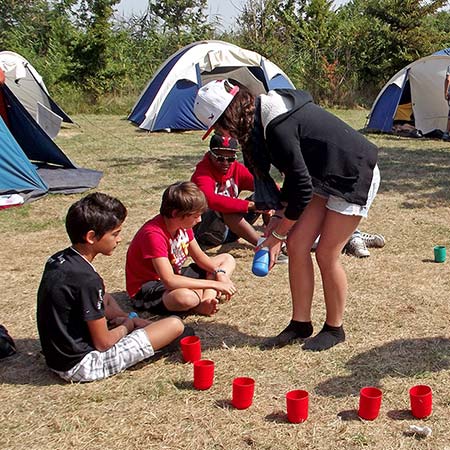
[252,237,270,277]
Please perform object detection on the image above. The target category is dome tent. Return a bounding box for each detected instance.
[366,49,450,136]
[128,40,294,132]
[0,51,73,139]
[0,68,102,204]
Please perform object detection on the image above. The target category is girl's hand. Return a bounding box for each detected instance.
[264,214,284,236]
[255,234,283,270]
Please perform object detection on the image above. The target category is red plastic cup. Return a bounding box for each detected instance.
[409,385,432,419]
[180,336,201,363]
[358,387,382,420]
[232,377,255,409]
[286,389,309,423]
[193,359,214,390]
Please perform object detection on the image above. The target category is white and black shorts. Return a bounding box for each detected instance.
[53,328,154,383]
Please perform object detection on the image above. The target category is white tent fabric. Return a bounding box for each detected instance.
[368,54,450,135]
[409,57,449,134]
[0,51,50,120]
[130,40,294,132]
[0,51,72,136]
[36,102,63,139]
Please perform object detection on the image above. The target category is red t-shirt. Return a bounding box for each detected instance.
[125,214,194,297]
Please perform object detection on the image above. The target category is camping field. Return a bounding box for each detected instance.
[1,109,450,450]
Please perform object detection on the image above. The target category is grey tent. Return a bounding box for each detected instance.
[0,51,73,139]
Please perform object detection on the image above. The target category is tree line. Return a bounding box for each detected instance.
[1,0,450,113]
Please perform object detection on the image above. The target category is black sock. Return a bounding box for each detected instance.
[322,323,344,335]
[303,322,345,351]
[284,320,314,338]
[261,320,313,349]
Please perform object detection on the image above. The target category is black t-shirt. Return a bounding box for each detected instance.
[37,247,106,371]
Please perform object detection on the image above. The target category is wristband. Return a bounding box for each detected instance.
[271,230,288,241]
[273,214,283,219]
[213,268,226,275]
[128,311,138,319]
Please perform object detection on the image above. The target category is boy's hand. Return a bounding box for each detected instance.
[109,316,135,333]
[132,317,151,329]
[215,280,237,298]
[109,316,128,327]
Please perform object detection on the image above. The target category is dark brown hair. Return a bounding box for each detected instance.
[215,86,256,160]
[215,86,269,178]
[66,193,127,244]
[160,181,208,218]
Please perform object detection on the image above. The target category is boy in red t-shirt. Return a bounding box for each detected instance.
[126,181,236,316]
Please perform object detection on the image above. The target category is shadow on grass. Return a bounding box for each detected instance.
[265,410,288,423]
[112,290,266,350]
[315,337,450,398]
[379,145,450,208]
[0,338,64,386]
[101,153,203,174]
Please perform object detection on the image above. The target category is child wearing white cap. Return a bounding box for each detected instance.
[194,80,381,352]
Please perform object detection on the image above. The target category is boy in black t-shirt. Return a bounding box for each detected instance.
[37,193,186,382]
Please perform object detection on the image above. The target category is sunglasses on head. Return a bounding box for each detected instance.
[209,149,237,163]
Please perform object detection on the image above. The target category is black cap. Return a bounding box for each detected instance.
[209,134,239,151]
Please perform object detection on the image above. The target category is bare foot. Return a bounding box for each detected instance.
[193,298,219,316]
[216,293,231,304]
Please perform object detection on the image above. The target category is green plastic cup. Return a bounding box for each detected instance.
[434,245,446,263]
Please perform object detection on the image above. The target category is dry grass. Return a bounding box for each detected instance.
[1,110,450,450]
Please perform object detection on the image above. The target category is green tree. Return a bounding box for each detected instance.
[234,0,291,67]
[67,0,120,99]
[235,0,340,102]
[338,0,449,91]
[150,0,212,44]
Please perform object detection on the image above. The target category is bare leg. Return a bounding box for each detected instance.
[315,211,361,326]
[103,293,128,319]
[162,253,235,316]
[163,288,205,311]
[223,213,260,246]
[203,253,236,301]
[288,196,328,321]
[260,196,327,348]
[144,316,184,350]
[303,210,361,351]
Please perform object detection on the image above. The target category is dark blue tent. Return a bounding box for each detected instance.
[0,81,102,202]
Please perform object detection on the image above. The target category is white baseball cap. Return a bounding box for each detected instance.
[194,80,240,140]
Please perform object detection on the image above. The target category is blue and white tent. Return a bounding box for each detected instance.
[366,49,450,135]
[129,40,294,132]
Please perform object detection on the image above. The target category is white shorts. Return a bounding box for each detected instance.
[54,328,154,383]
[317,165,380,218]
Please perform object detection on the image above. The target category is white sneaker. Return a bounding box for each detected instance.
[276,253,289,264]
[360,232,385,248]
[344,236,370,258]
[276,243,289,264]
